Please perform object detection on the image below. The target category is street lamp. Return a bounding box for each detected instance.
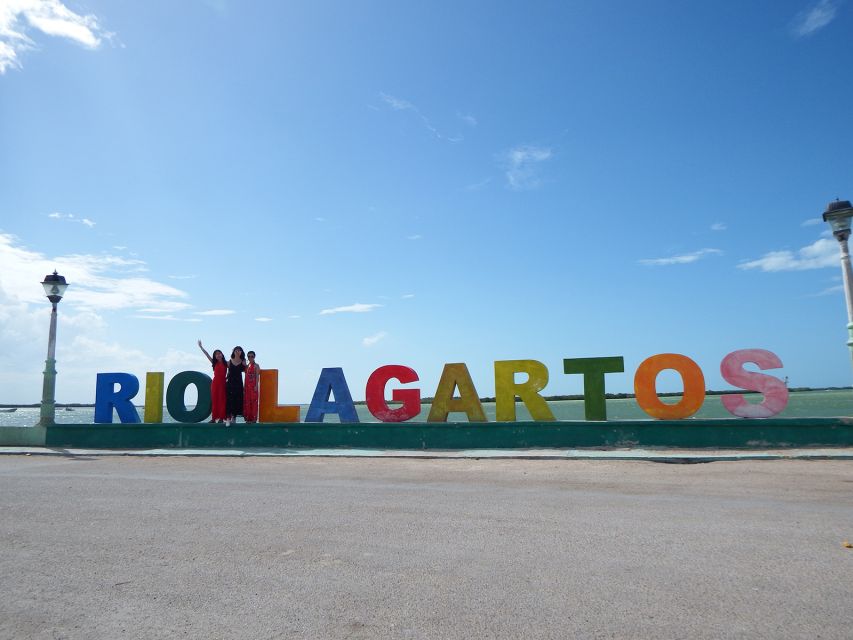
[822,199,853,371]
[38,271,69,427]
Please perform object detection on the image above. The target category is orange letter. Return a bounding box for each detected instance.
[634,354,705,419]
[259,369,300,423]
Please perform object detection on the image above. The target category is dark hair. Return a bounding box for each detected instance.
[211,349,224,369]
[231,346,246,362]
[247,351,256,358]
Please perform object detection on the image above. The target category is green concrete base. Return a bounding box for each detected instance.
[0,426,46,447]
[7,417,851,450]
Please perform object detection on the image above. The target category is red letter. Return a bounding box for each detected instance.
[366,365,421,422]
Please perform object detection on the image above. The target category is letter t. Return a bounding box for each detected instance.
[563,357,625,421]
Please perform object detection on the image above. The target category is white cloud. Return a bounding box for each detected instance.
[379,91,462,142]
[639,248,723,266]
[380,92,413,111]
[168,274,197,280]
[362,331,387,347]
[407,234,422,240]
[136,302,193,313]
[501,145,552,190]
[47,211,95,228]
[0,0,112,74]
[811,284,844,296]
[463,177,492,191]
[458,112,477,127]
[402,293,415,299]
[60,308,105,331]
[60,336,200,392]
[791,0,839,37]
[0,232,190,311]
[0,281,197,403]
[319,303,382,315]
[288,314,301,319]
[132,314,201,322]
[0,282,59,351]
[710,222,727,231]
[739,237,838,271]
[255,317,272,322]
[194,309,236,316]
[802,218,823,227]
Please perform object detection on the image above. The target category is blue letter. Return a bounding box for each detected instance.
[94,373,141,423]
[305,368,359,423]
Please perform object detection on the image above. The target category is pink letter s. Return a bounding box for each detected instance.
[720,349,788,418]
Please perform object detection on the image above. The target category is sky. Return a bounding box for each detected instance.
[1,0,852,405]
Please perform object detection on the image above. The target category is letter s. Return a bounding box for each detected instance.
[720,349,788,418]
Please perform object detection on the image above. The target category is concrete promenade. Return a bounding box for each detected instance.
[1,455,851,639]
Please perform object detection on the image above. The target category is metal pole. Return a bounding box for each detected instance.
[38,301,58,427]
[835,230,853,371]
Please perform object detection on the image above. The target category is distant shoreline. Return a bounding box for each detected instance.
[0,403,96,409]
[2,386,850,409]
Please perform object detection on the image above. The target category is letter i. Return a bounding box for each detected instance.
[144,372,164,423]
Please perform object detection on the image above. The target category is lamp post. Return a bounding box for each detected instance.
[822,199,853,371]
[38,271,69,427]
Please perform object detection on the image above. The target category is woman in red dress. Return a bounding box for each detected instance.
[198,340,227,423]
[243,350,261,423]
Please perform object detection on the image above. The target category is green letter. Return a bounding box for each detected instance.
[563,357,624,421]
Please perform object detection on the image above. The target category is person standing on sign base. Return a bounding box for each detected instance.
[244,350,261,423]
[225,345,247,426]
[197,340,227,423]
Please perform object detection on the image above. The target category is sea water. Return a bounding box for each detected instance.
[2,389,852,426]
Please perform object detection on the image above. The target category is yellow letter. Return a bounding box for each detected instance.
[427,363,487,422]
[144,372,164,423]
[494,360,554,422]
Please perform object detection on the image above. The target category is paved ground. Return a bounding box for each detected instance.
[0,456,851,639]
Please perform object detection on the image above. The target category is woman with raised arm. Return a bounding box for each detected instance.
[226,345,247,426]
[243,350,261,423]
[198,340,227,423]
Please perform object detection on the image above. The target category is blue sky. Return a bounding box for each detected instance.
[1,0,852,404]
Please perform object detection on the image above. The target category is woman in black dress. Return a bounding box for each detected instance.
[225,345,246,426]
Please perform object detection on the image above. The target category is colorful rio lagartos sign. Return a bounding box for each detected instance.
[93,348,789,424]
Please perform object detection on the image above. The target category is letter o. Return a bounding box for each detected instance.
[634,354,705,419]
[166,371,212,423]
